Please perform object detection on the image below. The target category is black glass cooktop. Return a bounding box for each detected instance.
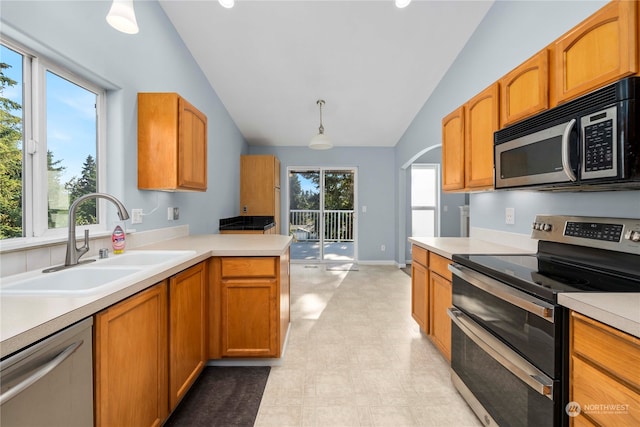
[453,246,640,303]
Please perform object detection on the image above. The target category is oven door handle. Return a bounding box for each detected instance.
[448,307,554,400]
[449,264,555,323]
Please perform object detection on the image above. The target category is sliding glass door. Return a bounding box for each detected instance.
[288,167,356,262]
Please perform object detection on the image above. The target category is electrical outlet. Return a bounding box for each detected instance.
[131,209,143,224]
[505,207,515,225]
[381,244,386,252]
[168,207,179,221]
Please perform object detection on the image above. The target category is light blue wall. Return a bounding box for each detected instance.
[396,0,639,262]
[249,146,396,262]
[1,1,247,235]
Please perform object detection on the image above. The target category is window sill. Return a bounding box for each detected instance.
[0,229,137,254]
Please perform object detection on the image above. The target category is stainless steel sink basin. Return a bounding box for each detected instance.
[95,250,196,266]
[0,267,144,296]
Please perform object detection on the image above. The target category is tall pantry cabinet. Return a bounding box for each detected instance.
[240,155,281,234]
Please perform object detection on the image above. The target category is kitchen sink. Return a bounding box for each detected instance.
[95,250,196,266]
[0,267,144,296]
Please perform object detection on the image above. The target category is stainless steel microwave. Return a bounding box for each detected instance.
[495,77,640,190]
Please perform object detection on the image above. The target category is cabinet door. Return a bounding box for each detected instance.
[500,49,549,126]
[553,0,638,104]
[94,282,168,427]
[411,260,428,332]
[442,106,465,191]
[465,83,499,190]
[178,97,208,190]
[429,273,452,362]
[169,262,206,410]
[240,155,277,216]
[221,278,278,357]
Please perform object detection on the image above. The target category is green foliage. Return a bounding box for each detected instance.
[65,155,97,225]
[0,62,23,238]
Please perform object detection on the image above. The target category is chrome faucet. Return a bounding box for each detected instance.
[44,193,129,273]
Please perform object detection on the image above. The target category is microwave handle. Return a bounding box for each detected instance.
[561,119,577,182]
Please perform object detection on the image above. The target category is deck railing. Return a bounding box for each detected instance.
[290,209,354,242]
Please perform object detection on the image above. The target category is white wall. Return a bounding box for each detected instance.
[395,0,640,262]
[1,0,247,238]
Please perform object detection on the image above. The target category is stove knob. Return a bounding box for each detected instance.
[625,229,640,242]
[543,223,553,232]
[532,222,540,230]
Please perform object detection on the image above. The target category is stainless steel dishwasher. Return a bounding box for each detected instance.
[1,317,94,426]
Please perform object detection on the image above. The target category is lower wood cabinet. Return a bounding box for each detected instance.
[168,262,206,409]
[94,282,169,427]
[569,311,640,427]
[410,245,452,362]
[94,261,206,427]
[209,250,290,359]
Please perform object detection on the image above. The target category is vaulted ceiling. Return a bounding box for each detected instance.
[160,0,494,148]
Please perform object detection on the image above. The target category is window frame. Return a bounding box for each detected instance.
[410,163,441,238]
[1,37,107,243]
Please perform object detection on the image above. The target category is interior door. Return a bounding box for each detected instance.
[288,168,356,262]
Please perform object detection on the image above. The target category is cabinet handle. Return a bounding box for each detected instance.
[0,340,83,405]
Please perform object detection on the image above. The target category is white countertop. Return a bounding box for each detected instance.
[558,293,640,338]
[410,236,640,339]
[408,236,534,259]
[0,234,292,358]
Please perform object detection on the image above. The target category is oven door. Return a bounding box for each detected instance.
[495,119,579,189]
[449,308,560,427]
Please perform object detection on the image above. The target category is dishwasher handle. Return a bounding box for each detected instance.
[0,339,84,405]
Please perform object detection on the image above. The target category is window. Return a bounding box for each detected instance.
[411,164,439,237]
[1,39,105,241]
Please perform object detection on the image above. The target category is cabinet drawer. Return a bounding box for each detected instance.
[220,257,277,278]
[429,252,452,281]
[412,245,428,267]
[571,312,640,388]
[571,355,640,427]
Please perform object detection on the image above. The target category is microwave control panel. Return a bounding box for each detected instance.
[580,106,617,179]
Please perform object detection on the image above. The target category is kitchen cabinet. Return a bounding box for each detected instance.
[168,262,206,410]
[442,83,498,192]
[428,252,452,362]
[552,0,638,105]
[94,281,169,427]
[410,245,452,362]
[138,92,208,191]
[441,106,465,191]
[240,155,281,233]
[208,249,290,358]
[464,83,499,190]
[411,245,429,332]
[500,49,549,126]
[569,311,640,427]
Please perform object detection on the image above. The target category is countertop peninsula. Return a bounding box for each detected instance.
[0,234,292,358]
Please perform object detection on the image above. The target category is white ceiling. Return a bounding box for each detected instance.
[159,0,494,148]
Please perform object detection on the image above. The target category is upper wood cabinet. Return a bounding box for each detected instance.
[240,155,281,233]
[442,83,498,192]
[500,49,549,126]
[464,83,499,190]
[138,93,208,191]
[441,107,465,191]
[552,0,638,105]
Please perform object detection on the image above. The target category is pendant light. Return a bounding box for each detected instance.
[106,0,139,34]
[219,0,235,8]
[395,0,412,8]
[309,100,333,150]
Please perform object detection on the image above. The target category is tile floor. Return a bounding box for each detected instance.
[254,264,482,427]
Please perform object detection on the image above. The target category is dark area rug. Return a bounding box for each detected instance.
[164,366,270,427]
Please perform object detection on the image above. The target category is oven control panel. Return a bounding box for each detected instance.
[532,215,640,254]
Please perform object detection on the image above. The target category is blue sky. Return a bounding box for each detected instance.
[2,44,96,184]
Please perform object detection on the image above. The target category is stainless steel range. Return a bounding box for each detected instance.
[448,215,640,426]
